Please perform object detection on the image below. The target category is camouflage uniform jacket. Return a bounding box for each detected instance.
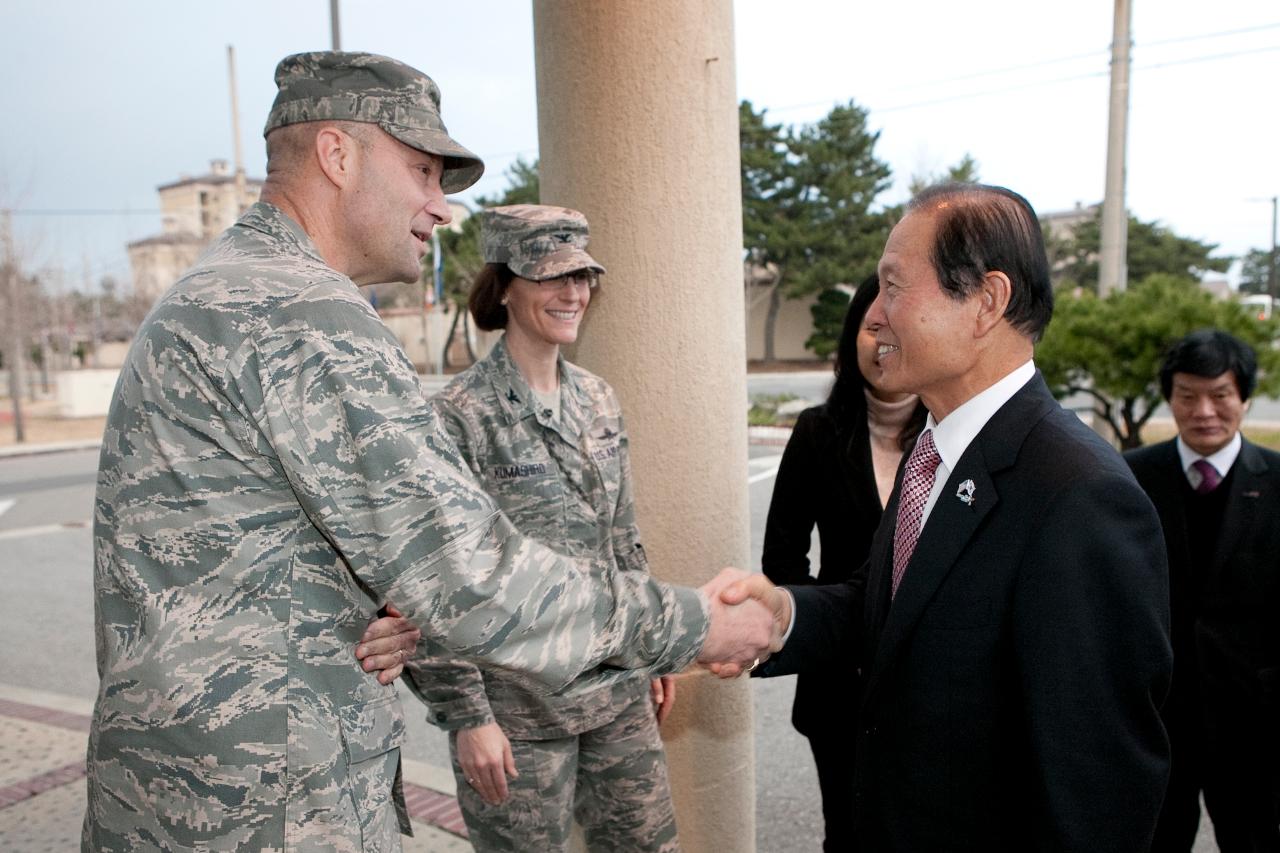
[84,202,708,853]
[408,337,651,739]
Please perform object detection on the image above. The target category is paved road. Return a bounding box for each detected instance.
[0,445,1219,852]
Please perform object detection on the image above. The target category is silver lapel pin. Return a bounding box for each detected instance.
[956,479,976,506]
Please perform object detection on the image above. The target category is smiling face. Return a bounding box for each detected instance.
[1170,371,1247,456]
[503,272,593,353]
[343,129,452,285]
[868,210,981,419]
[855,310,911,402]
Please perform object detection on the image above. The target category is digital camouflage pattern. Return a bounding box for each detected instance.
[411,338,679,850]
[264,51,483,193]
[85,202,708,852]
[407,336,651,739]
[480,204,605,281]
[451,691,679,853]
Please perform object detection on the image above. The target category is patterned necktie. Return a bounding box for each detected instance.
[1191,458,1221,495]
[892,430,942,599]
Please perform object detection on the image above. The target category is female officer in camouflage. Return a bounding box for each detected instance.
[407,205,680,852]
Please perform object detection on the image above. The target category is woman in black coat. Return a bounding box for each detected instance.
[761,276,926,852]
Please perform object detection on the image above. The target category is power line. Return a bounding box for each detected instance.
[1138,43,1280,72]
[740,42,1280,129]
[1143,21,1280,48]
[9,209,162,216]
[757,26,1280,122]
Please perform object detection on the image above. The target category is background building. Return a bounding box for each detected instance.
[127,159,262,303]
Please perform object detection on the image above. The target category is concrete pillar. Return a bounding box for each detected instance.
[532,2,754,851]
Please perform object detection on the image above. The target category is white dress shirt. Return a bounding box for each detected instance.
[916,360,1036,528]
[1176,431,1241,489]
[778,360,1036,641]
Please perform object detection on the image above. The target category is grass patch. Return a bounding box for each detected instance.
[1120,422,1280,452]
[749,393,802,427]
[1244,427,1280,451]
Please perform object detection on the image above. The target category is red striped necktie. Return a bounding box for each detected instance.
[892,430,941,599]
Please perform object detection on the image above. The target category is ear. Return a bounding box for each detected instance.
[314,126,359,189]
[973,270,1011,338]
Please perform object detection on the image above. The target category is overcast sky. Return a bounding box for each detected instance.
[2,0,1276,291]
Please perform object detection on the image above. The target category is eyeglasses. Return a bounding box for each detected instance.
[537,270,600,290]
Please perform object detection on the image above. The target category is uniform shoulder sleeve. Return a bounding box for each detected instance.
[430,374,489,477]
[232,292,708,691]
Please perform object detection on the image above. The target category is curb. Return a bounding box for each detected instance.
[748,425,793,447]
[0,439,102,459]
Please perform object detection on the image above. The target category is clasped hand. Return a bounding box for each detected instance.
[354,603,421,684]
[694,569,791,678]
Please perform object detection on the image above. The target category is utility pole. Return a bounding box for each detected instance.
[227,46,249,215]
[2,209,27,442]
[330,0,341,51]
[1098,0,1132,296]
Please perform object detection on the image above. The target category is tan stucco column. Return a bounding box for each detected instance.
[532,2,754,851]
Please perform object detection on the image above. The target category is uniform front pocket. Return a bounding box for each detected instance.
[338,695,409,850]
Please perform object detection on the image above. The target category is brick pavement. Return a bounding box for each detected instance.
[0,684,472,852]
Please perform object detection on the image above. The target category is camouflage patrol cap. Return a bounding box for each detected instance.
[480,204,605,281]
[264,51,484,193]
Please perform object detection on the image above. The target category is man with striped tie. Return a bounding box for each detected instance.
[724,182,1174,852]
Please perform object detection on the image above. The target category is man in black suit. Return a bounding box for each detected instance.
[721,183,1173,852]
[1126,330,1280,853]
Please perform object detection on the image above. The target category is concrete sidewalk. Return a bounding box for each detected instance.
[0,683,473,852]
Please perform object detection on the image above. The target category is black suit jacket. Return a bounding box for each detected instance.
[762,404,885,736]
[764,374,1173,852]
[1124,438,1280,779]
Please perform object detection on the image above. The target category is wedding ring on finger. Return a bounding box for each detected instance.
[745,657,760,673]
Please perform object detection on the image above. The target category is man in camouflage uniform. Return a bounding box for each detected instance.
[408,205,679,851]
[85,52,777,852]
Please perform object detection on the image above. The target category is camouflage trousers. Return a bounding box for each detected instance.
[450,692,680,852]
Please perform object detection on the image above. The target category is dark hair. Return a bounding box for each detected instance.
[468,263,516,331]
[907,183,1054,342]
[827,275,927,451]
[1158,328,1258,402]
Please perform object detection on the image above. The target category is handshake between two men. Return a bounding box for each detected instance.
[694,569,791,679]
[355,570,794,686]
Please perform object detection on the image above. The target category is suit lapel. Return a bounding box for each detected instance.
[1149,441,1191,571]
[861,374,1057,704]
[1209,439,1268,582]
[864,453,997,699]
[863,466,904,655]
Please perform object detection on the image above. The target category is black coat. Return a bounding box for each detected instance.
[761,403,885,736]
[1125,438,1280,792]
[763,374,1173,852]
